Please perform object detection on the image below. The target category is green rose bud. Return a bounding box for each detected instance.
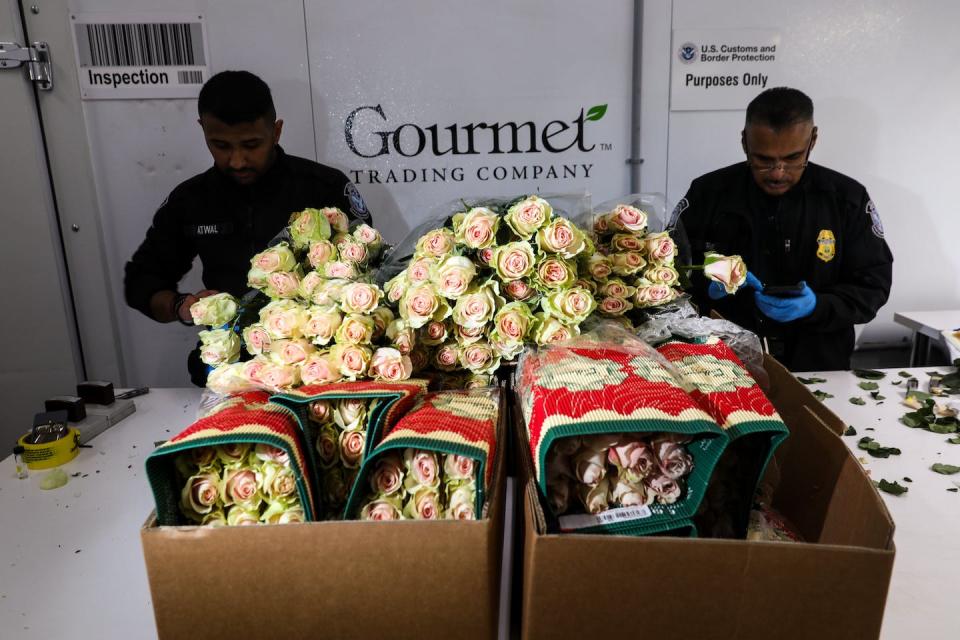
[251,242,297,273]
[189,292,238,327]
[198,328,241,366]
[532,312,581,345]
[288,208,332,249]
[541,287,597,325]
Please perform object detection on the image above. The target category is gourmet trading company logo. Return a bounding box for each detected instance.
[678,42,698,64]
[343,103,611,185]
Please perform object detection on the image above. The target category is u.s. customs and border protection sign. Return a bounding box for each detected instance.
[816,229,836,262]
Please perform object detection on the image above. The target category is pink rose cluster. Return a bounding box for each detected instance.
[175,443,304,526]
[383,195,598,387]
[310,398,371,519]
[358,449,478,521]
[545,433,694,516]
[589,204,683,320]
[203,208,417,395]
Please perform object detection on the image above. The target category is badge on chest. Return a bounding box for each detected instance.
[816,229,836,262]
[187,222,235,237]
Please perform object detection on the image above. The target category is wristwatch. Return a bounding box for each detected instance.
[173,293,194,326]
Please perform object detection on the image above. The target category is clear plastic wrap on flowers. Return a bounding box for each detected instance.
[515,321,729,536]
[632,300,766,384]
[589,192,670,232]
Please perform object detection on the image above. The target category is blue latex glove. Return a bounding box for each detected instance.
[708,271,764,300]
[754,281,817,322]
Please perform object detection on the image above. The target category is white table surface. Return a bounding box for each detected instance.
[1,373,959,639]
[893,310,960,340]
[804,366,960,640]
[0,389,201,640]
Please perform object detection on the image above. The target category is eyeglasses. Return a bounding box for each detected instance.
[746,137,814,173]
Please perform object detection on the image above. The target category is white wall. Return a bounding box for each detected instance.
[641,0,960,346]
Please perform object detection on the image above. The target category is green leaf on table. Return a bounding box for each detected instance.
[891,380,902,386]
[877,479,908,496]
[900,412,925,428]
[948,488,959,493]
[853,368,886,380]
[858,381,880,391]
[870,391,886,401]
[849,397,866,405]
[903,477,913,482]
[947,436,960,444]
[907,391,934,403]
[858,436,901,458]
[843,425,857,436]
[926,371,941,376]
[929,421,959,434]
[931,463,960,475]
[797,376,827,384]
[585,104,608,121]
[812,390,834,401]
[898,371,913,378]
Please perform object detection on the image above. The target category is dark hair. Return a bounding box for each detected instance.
[198,70,276,124]
[745,87,813,129]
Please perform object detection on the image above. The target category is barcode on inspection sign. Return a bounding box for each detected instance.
[72,14,209,99]
[77,23,204,67]
[178,70,203,84]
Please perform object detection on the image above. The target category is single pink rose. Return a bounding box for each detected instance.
[443,454,475,481]
[574,449,607,487]
[477,247,494,266]
[504,279,536,301]
[362,499,401,521]
[184,472,219,514]
[254,444,290,466]
[369,453,404,496]
[310,400,332,423]
[223,468,260,506]
[644,473,682,505]
[307,241,336,268]
[607,439,656,479]
[339,430,366,468]
[653,440,693,480]
[644,232,676,263]
[599,296,631,315]
[405,449,439,488]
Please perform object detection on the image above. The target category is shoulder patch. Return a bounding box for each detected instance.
[866,200,884,239]
[344,182,371,222]
[667,197,689,229]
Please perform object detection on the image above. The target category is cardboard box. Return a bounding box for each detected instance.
[519,355,895,640]
[141,399,507,640]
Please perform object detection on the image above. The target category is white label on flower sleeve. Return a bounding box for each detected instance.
[558,505,652,531]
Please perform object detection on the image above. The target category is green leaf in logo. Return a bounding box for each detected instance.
[585,104,608,122]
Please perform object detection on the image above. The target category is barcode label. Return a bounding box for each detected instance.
[72,14,209,100]
[558,505,653,531]
[77,23,204,67]
[178,70,203,84]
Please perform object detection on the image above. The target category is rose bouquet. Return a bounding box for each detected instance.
[380,195,598,386]
[308,397,379,518]
[343,388,500,522]
[589,202,684,318]
[357,449,479,521]
[191,208,418,394]
[517,324,729,535]
[545,433,694,517]
[174,443,305,526]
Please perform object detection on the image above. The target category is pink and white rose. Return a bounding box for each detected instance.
[432,255,477,299]
[338,429,366,468]
[703,252,747,294]
[330,343,372,380]
[339,282,382,315]
[251,242,296,273]
[443,454,476,481]
[634,283,679,308]
[644,231,677,265]
[302,306,342,346]
[335,314,375,345]
[492,241,535,281]
[369,452,405,497]
[307,240,337,269]
[536,217,586,259]
[370,347,413,381]
[415,228,456,258]
[361,498,403,521]
[653,439,694,480]
[610,251,647,276]
[403,449,440,490]
[453,207,499,249]
[180,471,220,517]
[607,204,648,233]
[505,195,553,239]
[644,473,682,505]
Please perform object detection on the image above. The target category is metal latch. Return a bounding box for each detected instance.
[0,41,52,90]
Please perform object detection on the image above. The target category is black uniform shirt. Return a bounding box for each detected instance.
[124,145,372,316]
[673,161,893,371]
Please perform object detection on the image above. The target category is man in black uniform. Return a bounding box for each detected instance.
[672,87,892,371]
[125,70,372,384]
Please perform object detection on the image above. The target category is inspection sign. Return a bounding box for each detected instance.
[670,28,782,111]
[70,13,210,100]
